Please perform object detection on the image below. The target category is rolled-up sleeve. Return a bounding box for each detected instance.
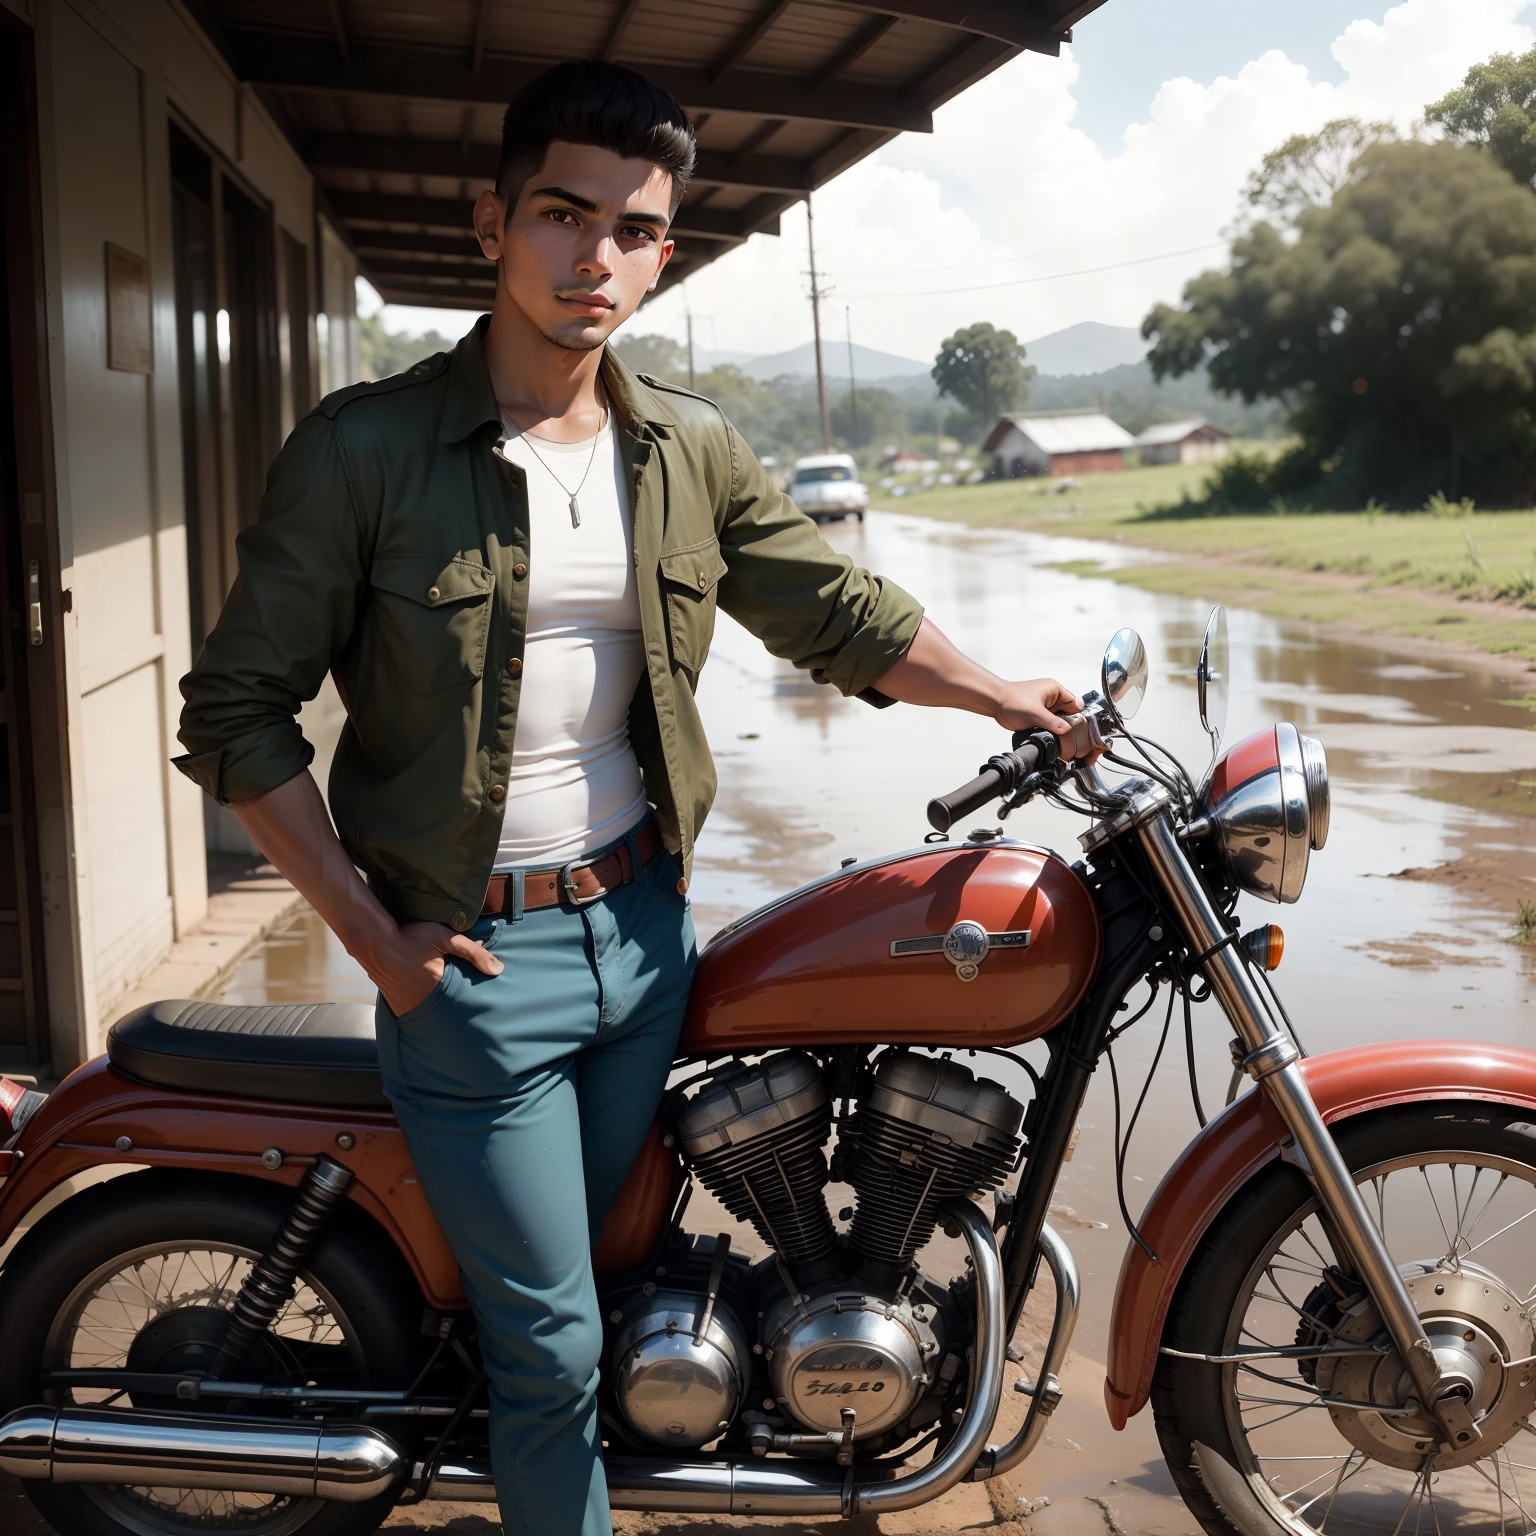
[174,413,370,804]
[716,418,923,705]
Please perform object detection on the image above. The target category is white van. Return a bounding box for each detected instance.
[789,453,868,523]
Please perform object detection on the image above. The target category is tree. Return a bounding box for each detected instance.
[1427,47,1536,187]
[931,323,1033,429]
[612,332,689,381]
[1242,117,1398,227]
[1143,139,1536,506]
[358,314,457,381]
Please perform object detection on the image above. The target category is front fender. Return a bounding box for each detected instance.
[1103,1039,1536,1429]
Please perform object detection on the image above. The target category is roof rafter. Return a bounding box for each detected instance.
[836,0,1069,54]
[226,29,934,134]
[709,0,793,80]
[329,189,776,243]
[305,132,812,193]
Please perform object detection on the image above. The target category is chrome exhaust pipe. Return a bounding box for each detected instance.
[413,1198,1006,1518]
[0,1405,404,1502]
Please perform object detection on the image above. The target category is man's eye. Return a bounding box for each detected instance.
[621,226,657,243]
[547,209,579,226]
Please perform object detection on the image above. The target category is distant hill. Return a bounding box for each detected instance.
[1023,321,1146,377]
[738,339,930,382]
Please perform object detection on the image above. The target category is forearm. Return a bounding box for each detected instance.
[871,617,1007,714]
[231,771,397,968]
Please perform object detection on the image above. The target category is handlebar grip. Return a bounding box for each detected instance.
[926,740,1045,833]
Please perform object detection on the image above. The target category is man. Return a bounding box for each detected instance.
[177,60,1088,1536]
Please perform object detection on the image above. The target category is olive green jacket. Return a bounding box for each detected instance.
[175,320,923,929]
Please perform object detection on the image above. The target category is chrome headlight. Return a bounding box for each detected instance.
[1201,724,1327,904]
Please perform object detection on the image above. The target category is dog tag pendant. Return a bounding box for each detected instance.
[569,495,581,529]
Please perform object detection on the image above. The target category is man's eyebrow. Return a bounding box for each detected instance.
[528,184,669,226]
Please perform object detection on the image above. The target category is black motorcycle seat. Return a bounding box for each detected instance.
[107,1000,389,1110]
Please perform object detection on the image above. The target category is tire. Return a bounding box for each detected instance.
[1153,1102,1536,1536]
[0,1170,422,1536]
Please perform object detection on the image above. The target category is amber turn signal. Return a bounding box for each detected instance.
[1240,924,1285,971]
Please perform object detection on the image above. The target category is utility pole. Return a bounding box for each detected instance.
[684,290,696,391]
[845,306,858,445]
[805,193,833,452]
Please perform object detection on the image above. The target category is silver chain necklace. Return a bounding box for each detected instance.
[513,410,608,529]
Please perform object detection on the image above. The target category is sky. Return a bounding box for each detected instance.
[365,0,1536,365]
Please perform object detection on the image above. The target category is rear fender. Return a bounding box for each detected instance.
[1103,1040,1536,1428]
[0,1056,466,1308]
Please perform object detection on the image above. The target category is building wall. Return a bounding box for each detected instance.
[1049,449,1126,476]
[989,423,1049,478]
[25,0,358,1063]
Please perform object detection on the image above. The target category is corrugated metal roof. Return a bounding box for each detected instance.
[192,0,1111,309]
[1135,417,1229,447]
[998,412,1135,454]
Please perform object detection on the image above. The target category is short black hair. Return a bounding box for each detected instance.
[497,60,696,218]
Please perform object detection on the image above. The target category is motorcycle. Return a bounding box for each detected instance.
[3,608,1536,1536]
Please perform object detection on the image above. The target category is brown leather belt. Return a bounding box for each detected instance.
[481,818,666,916]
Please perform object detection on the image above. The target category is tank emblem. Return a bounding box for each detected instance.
[888,923,1031,982]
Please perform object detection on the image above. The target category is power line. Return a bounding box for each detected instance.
[817,218,1200,281]
[838,241,1225,300]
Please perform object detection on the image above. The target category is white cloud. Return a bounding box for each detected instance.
[637,0,1536,365]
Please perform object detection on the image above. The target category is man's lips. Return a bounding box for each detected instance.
[557,292,614,314]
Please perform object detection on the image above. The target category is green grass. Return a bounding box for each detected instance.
[885,459,1536,667]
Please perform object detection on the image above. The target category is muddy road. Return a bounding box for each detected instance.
[16,511,1533,1536]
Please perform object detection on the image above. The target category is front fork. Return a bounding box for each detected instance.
[1135,812,1482,1453]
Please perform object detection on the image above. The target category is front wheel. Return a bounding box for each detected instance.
[0,1170,422,1536]
[1155,1102,1536,1536]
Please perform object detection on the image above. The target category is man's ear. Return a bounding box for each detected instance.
[646,238,677,294]
[473,189,507,260]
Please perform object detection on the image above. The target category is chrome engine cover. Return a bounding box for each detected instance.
[611,1291,752,1450]
[763,1281,933,1438]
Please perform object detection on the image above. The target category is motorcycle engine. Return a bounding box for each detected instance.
[656,1049,1024,1446]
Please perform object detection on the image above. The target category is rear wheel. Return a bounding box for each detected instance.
[0,1172,421,1536]
[1154,1103,1536,1536]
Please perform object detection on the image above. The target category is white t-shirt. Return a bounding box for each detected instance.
[493,417,649,868]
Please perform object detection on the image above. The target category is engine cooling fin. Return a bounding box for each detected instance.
[675,1052,837,1267]
[844,1053,1023,1267]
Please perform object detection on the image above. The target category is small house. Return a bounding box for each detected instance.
[983,411,1135,478]
[1135,418,1232,465]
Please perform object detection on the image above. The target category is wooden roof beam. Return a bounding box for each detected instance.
[331,189,774,243]
[811,14,897,87]
[834,1,1069,55]
[467,0,492,71]
[709,0,793,80]
[307,133,813,194]
[600,0,646,61]
[227,30,934,134]
[323,0,352,69]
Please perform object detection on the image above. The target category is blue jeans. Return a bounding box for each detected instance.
[375,842,696,1536]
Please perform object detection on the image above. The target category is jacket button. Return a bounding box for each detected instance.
[451,909,469,930]
[489,784,506,803]
[507,657,523,675]
[513,562,528,579]
[427,585,441,601]
[696,572,707,589]
[676,876,688,895]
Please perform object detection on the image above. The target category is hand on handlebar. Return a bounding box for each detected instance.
[991,679,1098,762]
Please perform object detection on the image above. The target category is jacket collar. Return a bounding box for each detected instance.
[438,314,677,442]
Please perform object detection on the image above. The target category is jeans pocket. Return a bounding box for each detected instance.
[647,849,689,909]
[390,962,457,1027]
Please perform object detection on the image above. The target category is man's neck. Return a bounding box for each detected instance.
[484,286,609,442]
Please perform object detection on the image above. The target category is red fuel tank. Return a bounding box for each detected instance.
[681,842,1102,1053]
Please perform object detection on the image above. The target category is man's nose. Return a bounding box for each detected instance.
[575,233,617,274]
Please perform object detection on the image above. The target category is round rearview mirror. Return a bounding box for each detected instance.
[1102,628,1148,720]
[1197,606,1229,752]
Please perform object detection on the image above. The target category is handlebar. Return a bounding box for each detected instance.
[926,729,1062,833]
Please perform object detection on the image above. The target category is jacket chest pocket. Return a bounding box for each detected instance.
[370,554,494,694]
[659,537,728,685]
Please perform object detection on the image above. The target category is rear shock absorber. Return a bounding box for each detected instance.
[208,1156,355,1378]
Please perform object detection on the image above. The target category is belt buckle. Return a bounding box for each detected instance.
[559,858,604,908]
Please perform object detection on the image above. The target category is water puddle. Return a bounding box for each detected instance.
[217,510,1536,1524]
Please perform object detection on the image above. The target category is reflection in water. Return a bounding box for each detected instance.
[217,511,1536,1522]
